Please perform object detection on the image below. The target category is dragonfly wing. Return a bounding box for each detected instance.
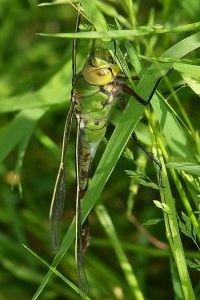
[50,100,75,250]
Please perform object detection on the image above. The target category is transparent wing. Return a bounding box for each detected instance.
[50,100,75,250]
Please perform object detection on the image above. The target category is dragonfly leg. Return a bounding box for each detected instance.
[120,67,174,106]
[144,68,174,105]
[132,131,161,168]
[132,131,164,188]
[120,83,150,106]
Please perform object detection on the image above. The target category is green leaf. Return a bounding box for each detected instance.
[153,200,171,213]
[0,109,46,162]
[143,218,163,226]
[23,244,91,300]
[125,170,159,189]
[37,22,200,39]
[167,161,200,176]
[0,62,72,113]
[186,259,200,271]
[80,0,108,32]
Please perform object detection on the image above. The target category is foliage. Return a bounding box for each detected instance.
[0,0,200,299]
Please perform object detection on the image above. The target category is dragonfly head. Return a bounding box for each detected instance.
[82,48,120,86]
[90,48,113,67]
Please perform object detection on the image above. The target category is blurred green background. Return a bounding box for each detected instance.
[0,1,200,299]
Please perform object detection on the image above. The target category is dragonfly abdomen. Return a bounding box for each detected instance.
[78,135,93,195]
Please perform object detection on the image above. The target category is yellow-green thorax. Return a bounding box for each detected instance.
[73,48,121,144]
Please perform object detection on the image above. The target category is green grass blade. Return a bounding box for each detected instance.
[159,157,196,300]
[37,22,200,39]
[23,244,91,300]
[0,109,46,162]
[167,162,200,176]
[96,205,145,300]
[79,0,108,31]
[0,62,72,113]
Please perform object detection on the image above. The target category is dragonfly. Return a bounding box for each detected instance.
[49,13,168,293]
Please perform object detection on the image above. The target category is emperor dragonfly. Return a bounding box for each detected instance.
[49,18,167,294]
